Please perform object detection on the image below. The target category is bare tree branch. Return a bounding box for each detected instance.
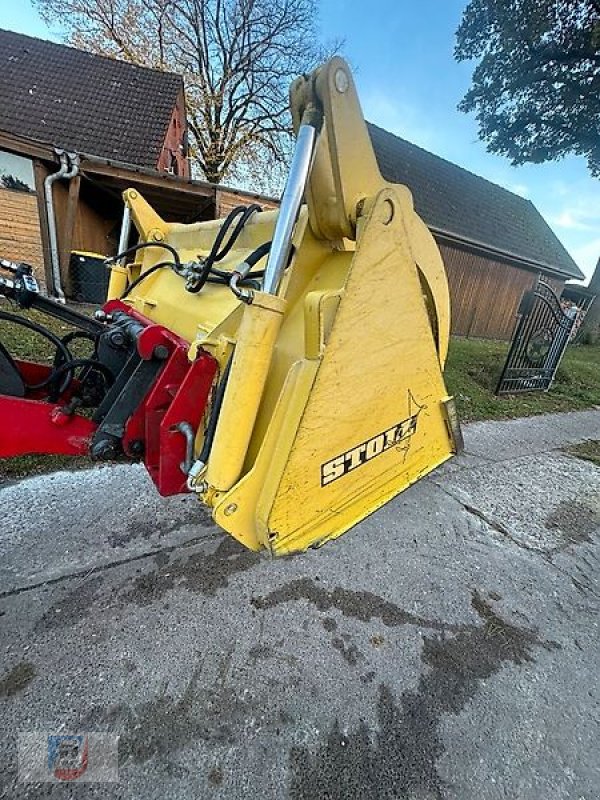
[34,0,340,190]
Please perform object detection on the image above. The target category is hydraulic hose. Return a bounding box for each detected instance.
[107,241,182,270]
[186,355,233,487]
[229,242,272,302]
[187,204,262,294]
[121,261,177,299]
[211,204,262,263]
[41,358,114,388]
[198,356,233,465]
[0,310,72,392]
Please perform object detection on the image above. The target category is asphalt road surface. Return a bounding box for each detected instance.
[1,409,599,799]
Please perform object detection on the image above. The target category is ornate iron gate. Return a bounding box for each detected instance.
[496,278,578,395]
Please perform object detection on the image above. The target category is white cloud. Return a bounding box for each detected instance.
[549,206,600,231]
[571,239,600,282]
[494,179,530,197]
[361,89,438,150]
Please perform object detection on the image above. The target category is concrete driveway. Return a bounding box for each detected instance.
[1,409,599,799]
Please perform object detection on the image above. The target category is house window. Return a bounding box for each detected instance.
[169,151,180,176]
[0,150,35,192]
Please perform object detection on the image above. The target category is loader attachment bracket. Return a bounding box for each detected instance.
[1,55,461,555]
[0,286,218,496]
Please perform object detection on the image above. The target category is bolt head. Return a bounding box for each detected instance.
[129,440,144,457]
[153,344,170,360]
[334,68,349,93]
[381,199,395,225]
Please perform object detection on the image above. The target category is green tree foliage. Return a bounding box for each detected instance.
[455,0,600,175]
[0,174,31,192]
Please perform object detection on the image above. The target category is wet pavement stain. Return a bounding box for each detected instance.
[248,641,299,671]
[35,537,259,632]
[545,500,599,547]
[35,576,104,632]
[208,765,224,786]
[0,661,35,697]
[109,502,215,548]
[82,654,260,763]
[248,643,277,661]
[120,536,261,605]
[331,636,363,666]
[289,591,560,800]
[252,578,464,632]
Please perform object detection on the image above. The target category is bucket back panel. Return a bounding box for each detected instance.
[265,191,455,554]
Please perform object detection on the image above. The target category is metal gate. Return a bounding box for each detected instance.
[496,278,578,395]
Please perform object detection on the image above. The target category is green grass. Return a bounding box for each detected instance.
[0,306,96,484]
[1,308,599,480]
[445,337,600,423]
[564,440,600,467]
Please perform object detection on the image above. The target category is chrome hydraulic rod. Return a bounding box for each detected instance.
[117,205,132,265]
[262,123,317,295]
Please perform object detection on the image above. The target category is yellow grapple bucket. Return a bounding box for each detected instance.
[110,58,462,555]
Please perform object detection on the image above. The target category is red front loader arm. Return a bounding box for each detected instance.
[0,262,218,497]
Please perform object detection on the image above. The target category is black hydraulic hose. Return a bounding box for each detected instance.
[61,330,97,348]
[40,358,115,388]
[209,241,272,284]
[58,330,99,386]
[0,310,73,391]
[53,331,98,396]
[212,204,262,263]
[121,261,177,299]
[195,207,248,291]
[207,269,266,282]
[0,312,111,395]
[188,204,263,295]
[115,206,264,298]
[243,240,272,271]
[197,354,233,465]
[109,241,182,270]
[206,206,247,265]
[0,310,71,363]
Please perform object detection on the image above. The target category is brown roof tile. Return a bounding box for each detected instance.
[368,123,583,280]
[0,29,183,169]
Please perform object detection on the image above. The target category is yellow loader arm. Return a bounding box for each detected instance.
[106,57,462,555]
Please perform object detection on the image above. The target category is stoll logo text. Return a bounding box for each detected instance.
[320,413,419,487]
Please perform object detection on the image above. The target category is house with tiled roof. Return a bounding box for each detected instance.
[0,28,188,174]
[0,29,191,294]
[368,123,584,340]
[0,29,277,299]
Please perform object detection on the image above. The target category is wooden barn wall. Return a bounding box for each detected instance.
[437,241,565,340]
[216,188,279,218]
[0,187,44,282]
[156,89,189,178]
[51,183,116,259]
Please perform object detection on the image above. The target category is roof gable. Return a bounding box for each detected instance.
[368,123,584,280]
[0,29,183,169]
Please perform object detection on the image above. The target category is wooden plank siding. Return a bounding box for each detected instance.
[437,241,565,340]
[0,151,566,343]
[51,181,117,261]
[0,187,44,283]
[216,188,279,218]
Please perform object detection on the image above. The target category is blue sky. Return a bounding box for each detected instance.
[2,0,599,281]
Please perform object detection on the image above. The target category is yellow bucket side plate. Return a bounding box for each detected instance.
[265,190,455,554]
